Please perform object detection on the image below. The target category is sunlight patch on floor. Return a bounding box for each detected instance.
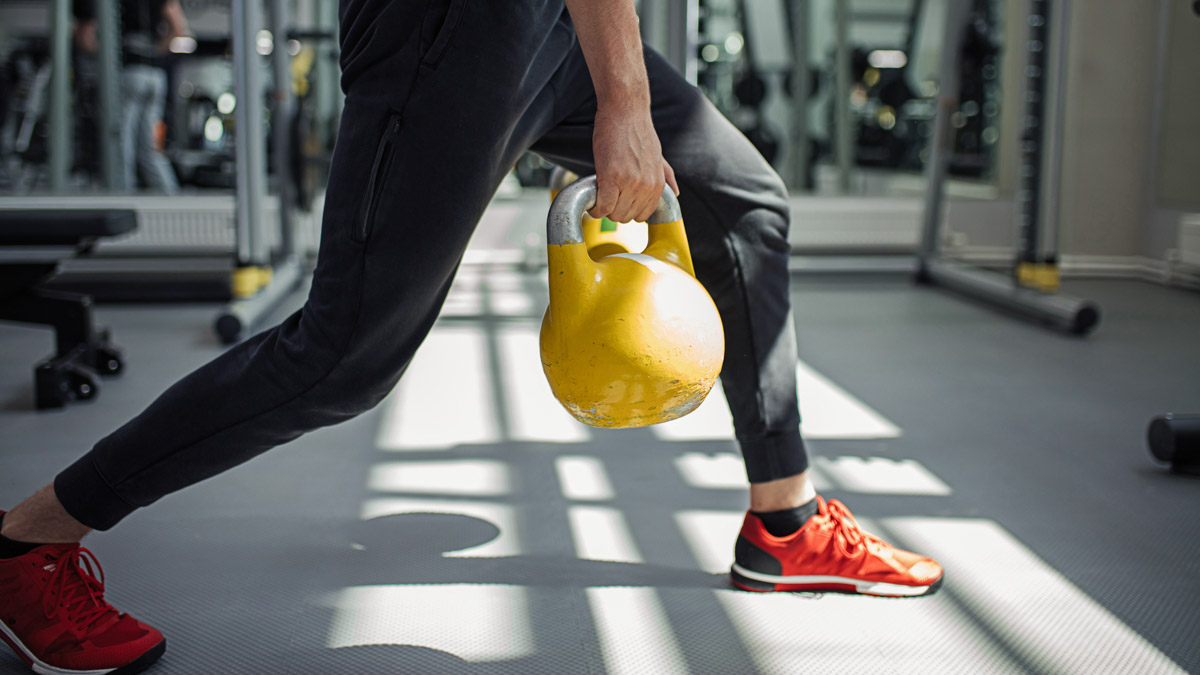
[326,584,533,662]
[586,587,688,675]
[556,456,616,501]
[498,326,591,443]
[375,328,499,451]
[568,506,643,563]
[814,456,952,495]
[881,517,1187,674]
[367,460,512,497]
[653,362,902,442]
[674,451,834,491]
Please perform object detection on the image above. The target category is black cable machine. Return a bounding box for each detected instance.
[916,0,1099,335]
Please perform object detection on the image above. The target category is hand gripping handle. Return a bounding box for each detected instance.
[547,175,693,276]
[547,175,683,246]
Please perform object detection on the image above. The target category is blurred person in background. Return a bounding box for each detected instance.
[74,0,188,193]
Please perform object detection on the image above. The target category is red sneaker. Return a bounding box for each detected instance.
[731,497,943,597]
[0,533,165,674]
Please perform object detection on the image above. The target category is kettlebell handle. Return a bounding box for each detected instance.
[548,166,573,197]
[547,175,682,246]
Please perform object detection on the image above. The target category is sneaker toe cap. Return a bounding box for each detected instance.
[51,617,165,671]
[909,559,943,585]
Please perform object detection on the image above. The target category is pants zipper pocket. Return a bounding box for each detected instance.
[356,115,402,243]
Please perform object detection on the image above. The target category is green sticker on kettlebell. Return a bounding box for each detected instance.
[600,217,618,232]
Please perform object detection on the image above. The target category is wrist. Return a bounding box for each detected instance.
[593,65,650,110]
[596,83,651,114]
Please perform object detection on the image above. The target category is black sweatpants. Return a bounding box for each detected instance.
[56,0,809,530]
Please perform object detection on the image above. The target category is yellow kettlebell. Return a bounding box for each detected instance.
[549,166,649,261]
[540,174,725,428]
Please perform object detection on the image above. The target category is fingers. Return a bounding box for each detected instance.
[609,177,643,224]
[628,162,680,222]
[628,177,659,224]
[593,174,657,223]
[628,164,679,223]
[594,171,683,222]
[592,175,660,222]
[632,186,659,224]
[663,160,679,197]
[591,176,618,221]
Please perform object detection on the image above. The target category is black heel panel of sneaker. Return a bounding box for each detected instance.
[732,535,783,591]
[734,535,782,576]
[112,638,166,675]
[730,567,777,591]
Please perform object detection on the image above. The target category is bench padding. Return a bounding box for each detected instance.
[0,210,137,245]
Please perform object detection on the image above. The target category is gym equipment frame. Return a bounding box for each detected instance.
[916,0,1099,335]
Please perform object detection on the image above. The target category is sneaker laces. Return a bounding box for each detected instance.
[41,546,118,634]
[826,499,891,558]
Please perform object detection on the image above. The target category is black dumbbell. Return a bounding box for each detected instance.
[1148,414,1200,475]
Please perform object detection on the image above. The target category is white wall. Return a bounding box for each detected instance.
[1156,1,1200,210]
[1055,0,1160,258]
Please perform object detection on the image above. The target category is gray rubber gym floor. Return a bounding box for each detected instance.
[2,259,1198,673]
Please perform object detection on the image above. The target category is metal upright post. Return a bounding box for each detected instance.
[1012,0,1073,292]
[270,0,295,258]
[787,0,810,191]
[314,0,339,149]
[640,0,664,48]
[916,0,1099,336]
[216,0,306,345]
[1035,0,1070,268]
[667,0,684,78]
[1014,0,1051,278]
[666,0,699,84]
[686,0,699,84]
[320,1,345,128]
[48,0,72,192]
[233,0,268,268]
[833,0,852,193]
[94,0,125,190]
[917,0,970,262]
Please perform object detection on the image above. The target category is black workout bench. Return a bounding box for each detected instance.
[0,210,134,409]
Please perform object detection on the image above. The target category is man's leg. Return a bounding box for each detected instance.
[135,66,179,194]
[533,45,942,596]
[119,67,141,191]
[2,0,579,539]
[37,3,572,535]
[2,2,580,671]
[4,89,491,538]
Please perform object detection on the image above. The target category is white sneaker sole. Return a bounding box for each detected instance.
[731,563,937,597]
[0,618,144,675]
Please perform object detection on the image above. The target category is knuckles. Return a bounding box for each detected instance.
[599,164,666,221]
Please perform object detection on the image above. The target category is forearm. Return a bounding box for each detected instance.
[563,0,649,110]
[563,0,678,222]
[160,0,191,47]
